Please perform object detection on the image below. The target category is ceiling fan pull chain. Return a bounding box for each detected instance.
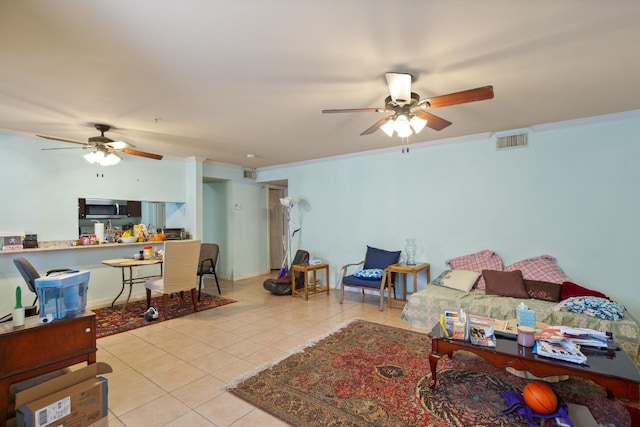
[401,136,410,153]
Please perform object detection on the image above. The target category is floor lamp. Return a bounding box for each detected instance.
[278,196,296,278]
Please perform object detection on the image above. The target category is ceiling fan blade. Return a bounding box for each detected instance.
[41,146,86,151]
[360,116,392,135]
[37,134,88,146]
[322,108,382,113]
[414,111,452,131]
[423,86,494,109]
[385,72,412,105]
[122,148,163,160]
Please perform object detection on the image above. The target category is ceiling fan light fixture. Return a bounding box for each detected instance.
[83,151,100,164]
[83,150,121,166]
[380,119,396,137]
[410,115,427,134]
[103,152,122,166]
[395,115,412,138]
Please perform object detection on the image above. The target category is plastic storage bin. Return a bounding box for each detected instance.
[35,270,89,321]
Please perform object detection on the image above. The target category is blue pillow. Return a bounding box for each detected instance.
[363,246,401,270]
[353,268,384,280]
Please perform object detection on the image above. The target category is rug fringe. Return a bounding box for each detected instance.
[224,317,362,391]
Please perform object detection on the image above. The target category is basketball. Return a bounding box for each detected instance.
[523,381,558,414]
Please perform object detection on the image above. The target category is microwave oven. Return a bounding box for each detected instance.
[80,198,129,219]
[163,228,185,240]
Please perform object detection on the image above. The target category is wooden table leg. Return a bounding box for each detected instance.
[291,271,297,297]
[428,351,443,389]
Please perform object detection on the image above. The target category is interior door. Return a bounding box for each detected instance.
[269,187,286,270]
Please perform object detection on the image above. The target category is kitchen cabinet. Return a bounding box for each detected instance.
[78,197,86,218]
[127,200,142,217]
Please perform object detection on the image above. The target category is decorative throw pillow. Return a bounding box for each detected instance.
[483,269,530,299]
[524,280,562,302]
[554,296,625,321]
[504,255,569,284]
[561,281,609,300]
[353,268,384,280]
[446,249,504,290]
[431,270,481,292]
[363,246,401,270]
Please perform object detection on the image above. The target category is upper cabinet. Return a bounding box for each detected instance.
[127,201,142,217]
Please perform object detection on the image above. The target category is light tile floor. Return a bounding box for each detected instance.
[90,274,415,426]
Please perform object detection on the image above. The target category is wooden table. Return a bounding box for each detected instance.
[386,262,430,308]
[0,312,97,422]
[102,258,163,315]
[291,263,330,300]
[427,323,640,425]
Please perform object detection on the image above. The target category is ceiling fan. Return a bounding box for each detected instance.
[38,123,163,164]
[322,73,494,138]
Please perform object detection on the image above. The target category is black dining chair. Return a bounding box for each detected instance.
[197,243,221,300]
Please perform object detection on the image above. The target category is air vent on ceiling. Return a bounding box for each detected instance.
[496,132,528,150]
[243,169,256,180]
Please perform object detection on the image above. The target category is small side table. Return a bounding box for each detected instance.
[291,263,330,300]
[386,262,431,308]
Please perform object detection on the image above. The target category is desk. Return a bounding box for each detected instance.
[291,263,330,300]
[0,312,96,422]
[102,258,163,315]
[386,262,430,308]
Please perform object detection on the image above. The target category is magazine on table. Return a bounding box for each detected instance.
[468,321,496,347]
[535,326,609,348]
[534,338,587,364]
[467,315,510,334]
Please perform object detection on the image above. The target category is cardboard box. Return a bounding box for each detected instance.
[15,364,109,427]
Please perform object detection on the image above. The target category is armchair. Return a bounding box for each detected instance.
[339,245,401,311]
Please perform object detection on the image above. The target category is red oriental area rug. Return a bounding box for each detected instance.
[228,320,629,427]
[94,293,236,339]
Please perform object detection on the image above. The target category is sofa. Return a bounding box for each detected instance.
[400,250,640,366]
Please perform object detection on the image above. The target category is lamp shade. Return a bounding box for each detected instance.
[395,115,412,138]
[83,150,121,166]
[380,119,396,137]
[410,115,427,133]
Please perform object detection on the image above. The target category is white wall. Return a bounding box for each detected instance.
[259,112,640,319]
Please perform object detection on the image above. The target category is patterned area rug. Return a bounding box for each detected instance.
[228,319,629,427]
[94,293,236,338]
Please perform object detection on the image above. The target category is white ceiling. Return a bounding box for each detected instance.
[2,1,640,169]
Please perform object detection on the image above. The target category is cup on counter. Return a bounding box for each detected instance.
[133,253,143,260]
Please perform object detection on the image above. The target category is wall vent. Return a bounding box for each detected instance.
[243,169,257,180]
[496,132,528,150]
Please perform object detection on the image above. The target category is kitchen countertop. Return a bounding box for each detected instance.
[0,240,166,255]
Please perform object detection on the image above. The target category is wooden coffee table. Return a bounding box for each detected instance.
[428,324,640,425]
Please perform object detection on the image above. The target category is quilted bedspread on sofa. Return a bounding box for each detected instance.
[401,284,640,366]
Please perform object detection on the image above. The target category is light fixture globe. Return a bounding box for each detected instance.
[395,115,412,138]
[380,119,396,137]
[410,115,427,133]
